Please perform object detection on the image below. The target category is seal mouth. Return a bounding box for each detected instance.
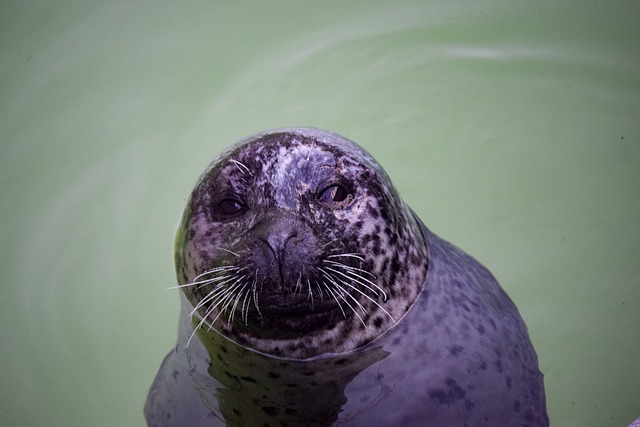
[239,305,343,338]
[238,292,344,335]
[181,251,391,344]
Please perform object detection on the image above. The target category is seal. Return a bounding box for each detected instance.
[145,128,548,426]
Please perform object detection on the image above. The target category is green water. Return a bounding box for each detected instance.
[1,1,638,426]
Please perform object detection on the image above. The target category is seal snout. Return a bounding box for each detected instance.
[252,210,318,296]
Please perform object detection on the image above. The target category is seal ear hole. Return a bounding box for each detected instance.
[318,184,355,208]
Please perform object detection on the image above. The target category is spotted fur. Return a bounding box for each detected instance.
[174,128,428,359]
[146,128,548,426]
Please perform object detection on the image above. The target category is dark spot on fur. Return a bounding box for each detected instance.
[524,410,535,421]
[449,345,464,356]
[224,370,239,381]
[240,376,257,383]
[429,378,466,406]
[267,372,280,379]
[261,406,278,416]
[373,316,384,328]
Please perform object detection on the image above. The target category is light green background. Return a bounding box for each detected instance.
[1,1,638,426]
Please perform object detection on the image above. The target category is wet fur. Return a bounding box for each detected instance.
[146,128,548,426]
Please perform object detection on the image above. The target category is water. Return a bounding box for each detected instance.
[1,1,638,426]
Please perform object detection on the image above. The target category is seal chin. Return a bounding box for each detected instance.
[237,306,342,339]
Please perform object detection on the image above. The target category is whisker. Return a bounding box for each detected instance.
[314,281,325,303]
[227,283,249,324]
[326,253,366,262]
[230,158,252,176]
[323,264,388,301]
[322,239,339,249]
[324,269,395,323]
[323,260,376,278]
[194,265,242,280]
[189,284,230,318]
[219,248,240,258]
[252,272,262,318]
[187,305,215,347]
[240,285,252,324]
[321,281,347,319]
[307,278,314,310]
[171,274,232,290]
[294,274,302,297]
[169,268,240,289]
[322,274,366,326]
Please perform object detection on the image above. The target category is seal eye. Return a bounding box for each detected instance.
[218,198,245,217]
[318,184,354,207]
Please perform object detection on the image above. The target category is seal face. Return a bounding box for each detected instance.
[175,128,429,359]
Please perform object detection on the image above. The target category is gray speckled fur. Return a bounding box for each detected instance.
[173,128,428,359]
[338,225,548,426]
[145,128,548,426]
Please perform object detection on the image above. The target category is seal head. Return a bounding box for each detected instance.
[175,128,429,359]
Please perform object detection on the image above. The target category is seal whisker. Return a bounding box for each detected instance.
[322,239,339,249]
[306,278,314,310]
[203,280,247,332]
[324,262,387,300]
[240,285,252,324]
[252,273,262,318]
[314,281,325,303]
[187,302,218,347]
[321,270,367,314]
[323,260,376,279]
[323,264,388,301]
[326,253,366,262]
[189,283,232,319]
[294,274,302,297]
[190,272,248,321]
[194,273,242,291]
[194,265,243,281]
[190,275,232,290]
[320,280,347,319]
[216,279,246,312]
[219,247,240,258]
[324,269,396,323]
[171,270,239,289]
[227,283,248,324]
[229,158,252,176]
[322,274,366,326]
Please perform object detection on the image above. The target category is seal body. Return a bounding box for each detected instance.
[145,128,548,426]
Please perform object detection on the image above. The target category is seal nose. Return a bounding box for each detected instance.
[255,211,299,260]
[252,210,315,292]
[265,226,297,263]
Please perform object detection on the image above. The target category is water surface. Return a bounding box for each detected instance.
[1,1,639,426]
